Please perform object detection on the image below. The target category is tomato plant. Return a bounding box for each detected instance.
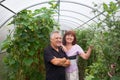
[76,1,120,80]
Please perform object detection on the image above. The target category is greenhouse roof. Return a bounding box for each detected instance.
[0,0,116,28]
[0,0,117,43]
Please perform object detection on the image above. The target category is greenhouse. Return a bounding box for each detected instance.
[0,0,120,80]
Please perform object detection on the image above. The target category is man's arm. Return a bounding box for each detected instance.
[51,57,70,67]
[62,59,70,67]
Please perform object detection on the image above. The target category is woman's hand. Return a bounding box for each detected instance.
[61,44,68,52]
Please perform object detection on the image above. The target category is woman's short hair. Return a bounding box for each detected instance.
[63,30,76,45]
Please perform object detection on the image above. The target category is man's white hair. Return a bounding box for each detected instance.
[50,31,61,39]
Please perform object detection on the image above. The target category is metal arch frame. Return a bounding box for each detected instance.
[0,0,105,28]
[75,11,105,29]
[60,9,97,23]
[54,14,91,26]
[56,19,79,29]
[58,19,90,27]
[0,0,16,14]
[57,0,105,14]
[54,18,81,26]
[17,0,102,13]
[57,0,60,22]
[0,0,5,3]
[56,0,105,27]
[0,4,16,14]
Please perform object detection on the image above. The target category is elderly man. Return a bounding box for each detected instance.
[44,31,70,80]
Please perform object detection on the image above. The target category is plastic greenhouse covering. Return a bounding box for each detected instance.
[0,0,118,43]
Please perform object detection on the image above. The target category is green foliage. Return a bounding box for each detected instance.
[1,1,59,80]
[0,53,7,80]
[103,2,118,14]
[76,28,96,79]
[75,1,120,80]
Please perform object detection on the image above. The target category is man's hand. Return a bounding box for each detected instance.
[51,57,70,67]
[62,59,70,67]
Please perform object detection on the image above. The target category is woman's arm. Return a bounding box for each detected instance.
[79,46,93,60]
[61,44,68,52]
